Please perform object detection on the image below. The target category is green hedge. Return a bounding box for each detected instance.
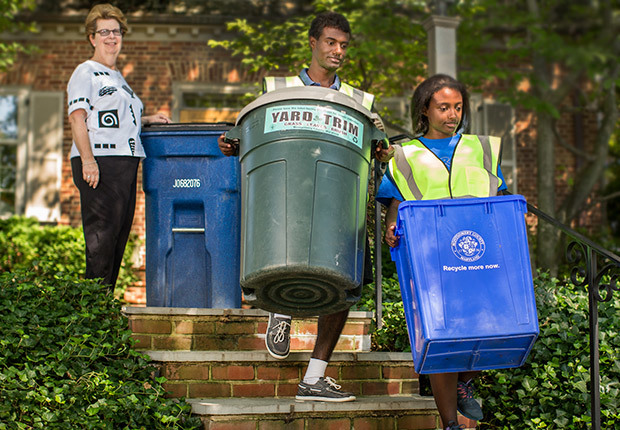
[367,269,620,429]
[0,216,139,298]
[477,272,620,429]
[0,269,201,430]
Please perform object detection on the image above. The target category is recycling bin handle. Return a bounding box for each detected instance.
[387,225,403,260]
[389,241,400,260]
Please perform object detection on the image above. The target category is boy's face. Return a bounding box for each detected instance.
[310,26,350,72]
[424,87,463,139]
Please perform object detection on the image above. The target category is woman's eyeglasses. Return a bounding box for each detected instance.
[94,29,123,37]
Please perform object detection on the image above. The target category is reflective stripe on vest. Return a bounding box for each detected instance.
[388,134,503,200]
[262,76,375,111]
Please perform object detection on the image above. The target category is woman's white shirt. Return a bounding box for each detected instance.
[67,60,145,158]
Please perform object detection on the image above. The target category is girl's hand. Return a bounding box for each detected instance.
[384,223,400,248]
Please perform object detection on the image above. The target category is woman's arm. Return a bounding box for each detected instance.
[69,108,99,188]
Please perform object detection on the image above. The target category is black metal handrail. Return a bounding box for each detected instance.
[527,202,620,430]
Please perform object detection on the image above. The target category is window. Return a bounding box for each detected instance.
[0,95,18,215]
[469,94,518,193]
[0,89,27,217]
[172,83,259,124]
[0,87,62,222]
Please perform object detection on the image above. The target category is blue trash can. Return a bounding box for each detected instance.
[141,123,241,308]
[390,195,538,374]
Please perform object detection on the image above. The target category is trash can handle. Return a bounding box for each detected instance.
[223,126,241,156]
[225,125,240,142]
[371,126,388,145]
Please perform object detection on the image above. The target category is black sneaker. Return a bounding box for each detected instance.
[295,376,356,402]
[265,313,291,359]
[457,380,483,421]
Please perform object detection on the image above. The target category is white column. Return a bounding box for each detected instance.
[422,15,462,78]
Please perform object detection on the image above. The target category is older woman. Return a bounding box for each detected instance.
[67,3,170,289]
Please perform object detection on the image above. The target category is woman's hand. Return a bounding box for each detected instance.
[142,113,171,124]
[384,222,400,248]
[82,159,99,189]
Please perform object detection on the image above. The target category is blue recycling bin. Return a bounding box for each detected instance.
[141,123,241,308]
[390,195,538,374]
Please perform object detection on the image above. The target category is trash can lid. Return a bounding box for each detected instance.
[142,122,234,132]
[235,86,373,126]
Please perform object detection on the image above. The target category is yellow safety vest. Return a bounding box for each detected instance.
[262,76,375,111]
[388,134,503,200]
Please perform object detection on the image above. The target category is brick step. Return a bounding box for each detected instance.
[145,350,419,399]
[123,307,372,352]
[186,396,477,430]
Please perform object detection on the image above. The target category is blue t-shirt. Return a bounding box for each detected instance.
[376,134,508,206]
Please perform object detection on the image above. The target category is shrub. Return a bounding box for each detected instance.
[476,271,620,429]
[357,275,410,352]
[0,269,201,430]
[0,216,139,299]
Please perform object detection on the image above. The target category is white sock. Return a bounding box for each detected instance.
[303,358,328,385]
[273,313,291,320]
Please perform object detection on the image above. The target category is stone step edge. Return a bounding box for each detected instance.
[186,394,436,416]
[144,350,413,363]
[122,306,374,319]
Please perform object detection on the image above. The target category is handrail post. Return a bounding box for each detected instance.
[374,162,383,329]
[588,248,601,430]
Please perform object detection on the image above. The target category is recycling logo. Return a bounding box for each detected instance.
[451,230,486,262]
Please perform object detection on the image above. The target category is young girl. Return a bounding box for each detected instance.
[377,74,508,429]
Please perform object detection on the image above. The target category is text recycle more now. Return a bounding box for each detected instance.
[443,263,501,272]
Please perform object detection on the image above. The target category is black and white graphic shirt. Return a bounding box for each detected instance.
[67,60,145,158]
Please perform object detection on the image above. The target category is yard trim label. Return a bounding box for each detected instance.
[264,105,364,148]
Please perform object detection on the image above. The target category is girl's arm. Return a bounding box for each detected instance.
[384,198,403,248]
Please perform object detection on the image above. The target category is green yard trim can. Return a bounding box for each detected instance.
[226,86,386,316]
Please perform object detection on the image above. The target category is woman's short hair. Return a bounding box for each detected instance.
[84,3,128,43]
[411,74,471,136]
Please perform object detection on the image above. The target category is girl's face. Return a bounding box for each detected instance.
[423,86,463,139]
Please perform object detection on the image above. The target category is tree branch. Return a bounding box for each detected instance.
[552,119,595,162]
